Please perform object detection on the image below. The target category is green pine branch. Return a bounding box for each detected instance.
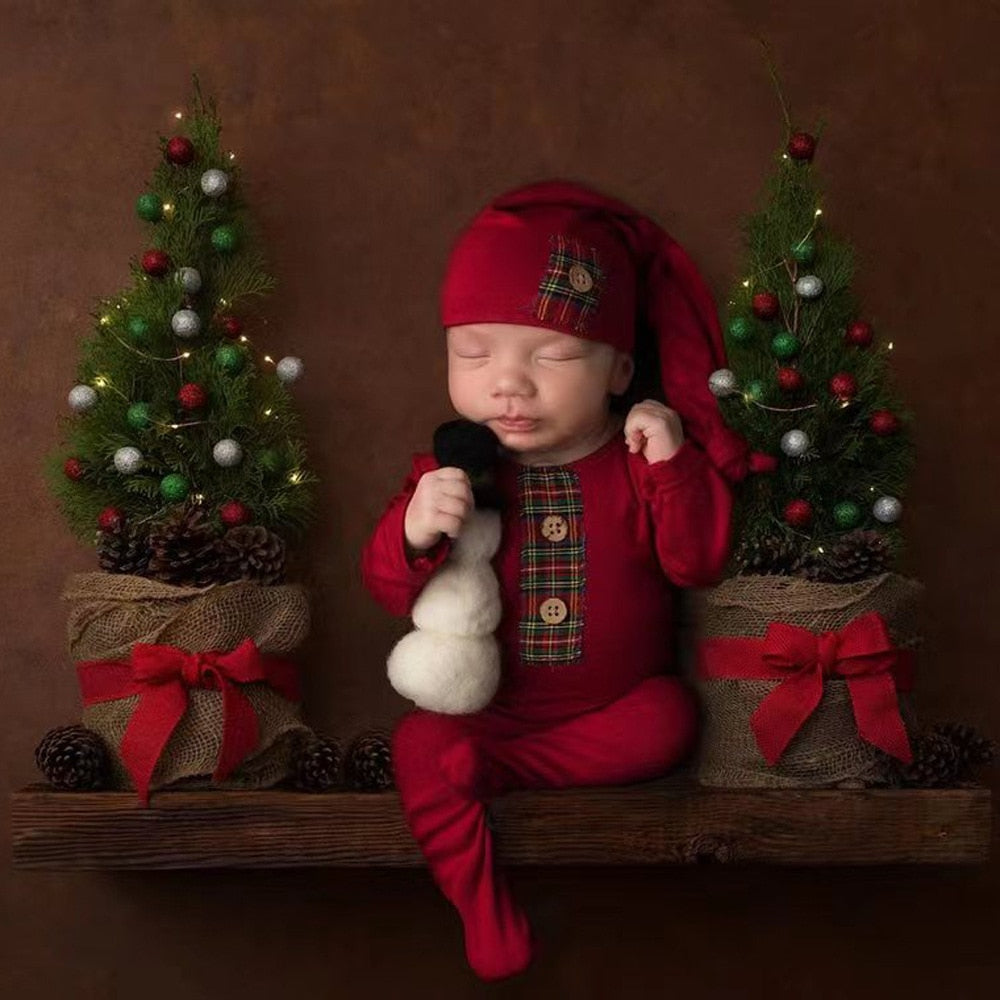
[718,125,914,574]
[45,72,318,550]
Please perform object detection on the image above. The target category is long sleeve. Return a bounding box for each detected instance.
[626,438,733,588]
[360,452,454,617]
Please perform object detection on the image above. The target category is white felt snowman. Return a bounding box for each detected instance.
[386,420,504,715]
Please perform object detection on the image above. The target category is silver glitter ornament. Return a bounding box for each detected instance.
[794,274,824,299]
[175,267,202,293]
[212,438,243,467]
[171,308,202,338]
[276,356,304,384]
[780,429,810,457]
[68,384,98,413]
[113,446,143,474]
[708,368,738,398]
[873,495,902,524]
[200,168,229,198]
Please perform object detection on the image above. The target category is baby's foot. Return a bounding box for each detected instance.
[462,890,536,981]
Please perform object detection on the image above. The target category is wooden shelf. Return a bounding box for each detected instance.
[10,778,991,870]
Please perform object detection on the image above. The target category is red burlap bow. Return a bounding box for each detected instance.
[697,611,914,766]
[77,638,301,805]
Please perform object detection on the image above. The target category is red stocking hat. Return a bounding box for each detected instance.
[439,178,776,483]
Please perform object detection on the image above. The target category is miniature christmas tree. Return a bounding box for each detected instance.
[44,74,318,585]
[713,72,915,583]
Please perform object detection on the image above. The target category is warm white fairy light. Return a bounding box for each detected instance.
[815,208,823,217]
[263,408,273,417]
[288,471,302,484]
[228,152,236,161]
[99,315,112,326]
[93,375,108,388]
[263,355,274,365]
[174,111,183,120]
[742,279,751,288]
[887,342,894,351]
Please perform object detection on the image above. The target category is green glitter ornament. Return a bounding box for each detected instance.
[127,316,150,344]
[259,448,283,475]
[215,344,245,375]
[136,193,163,223]
[771,332,801,360]
[211,225,238,253]
[127,402,153,431]
[727,316,754,345]
[744,379,765,402]
[792,239,816,266]
[833,501,863,530]
[160,473,190,502]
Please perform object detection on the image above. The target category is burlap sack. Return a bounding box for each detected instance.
[689,572,924,788]
[63,572,313,795]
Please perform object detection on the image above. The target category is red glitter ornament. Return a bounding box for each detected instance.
[829,373,858,401]
[141,249,172,277]
[98,507,125,531]
[752,292,780,321]
[776,367,804,392]
[783,499,813,528]
[218,314,243,340]
[870,409,901,436]
[219,500,251,527]
[63,457,84,481]
[788,132,817,162]
[178,383,207,410]
[165,136,195,165]
[845,321,874,348]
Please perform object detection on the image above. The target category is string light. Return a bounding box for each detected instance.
[263,408,273,417]
[288,471,302,484]
[174,111,183,120]
[106,329,193,363]
[91,375,129,402]
[887,342,894,351]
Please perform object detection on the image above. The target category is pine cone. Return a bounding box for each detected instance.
[96,521,151,576]
[219,524,286,585]
[344,730,394,791]
[800,529,891,583]
[35,725,109,790]
[931,722,996,780]
[733,534,803,576]
[292,735,343,792]
[900,731,962,788]
[147,503,225,587]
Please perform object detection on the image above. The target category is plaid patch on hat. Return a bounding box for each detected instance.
[531,234,605,333]
[517,465,585,665]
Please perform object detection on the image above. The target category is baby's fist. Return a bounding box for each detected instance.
[404,467,474,552]
[624,399,684,464]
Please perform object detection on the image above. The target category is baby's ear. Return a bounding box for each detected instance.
[610,351,635,394]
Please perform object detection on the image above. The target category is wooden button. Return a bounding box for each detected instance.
[539,597,568,624]
[567,263,594,293]
[540,514,568,542]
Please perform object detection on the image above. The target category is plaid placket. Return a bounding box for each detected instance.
[530,234,605,333]
[517,466,585,665]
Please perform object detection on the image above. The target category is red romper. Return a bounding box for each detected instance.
[360,429,733,980]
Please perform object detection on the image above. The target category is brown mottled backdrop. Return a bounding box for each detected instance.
[2,1,997,997]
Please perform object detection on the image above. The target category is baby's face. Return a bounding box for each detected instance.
[446,322,633,460]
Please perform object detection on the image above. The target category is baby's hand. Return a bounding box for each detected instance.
[624,399,684,464]
[404,467,474,551]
